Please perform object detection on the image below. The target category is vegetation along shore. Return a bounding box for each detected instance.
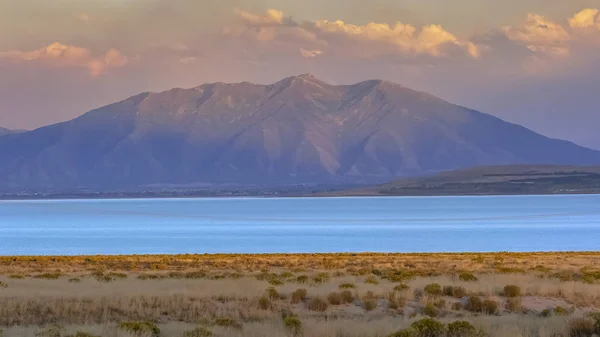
[1,252,600,337]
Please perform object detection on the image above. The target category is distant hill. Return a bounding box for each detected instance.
[336,165,600,196]
[1,74,600,190]
[0,127,23,136]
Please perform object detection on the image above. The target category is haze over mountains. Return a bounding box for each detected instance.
[1,74,600,190]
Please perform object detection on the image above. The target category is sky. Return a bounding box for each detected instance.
[1,0,599,148]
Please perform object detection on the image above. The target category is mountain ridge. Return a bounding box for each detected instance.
[1,74,599,190]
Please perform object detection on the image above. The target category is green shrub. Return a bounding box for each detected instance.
[503,285,521,297]
[447,321,481,337]
[258,296,272,310]
[569,317,596,337]
[365,275,380,285]
[268,278,284,286]
[410,318,446,337]
[423,303,440,317]
[555,306,571,316]
[459,272,478,282]
[296,275,309,284]
[118,321,161,337]
[65,332,102,337]
[34,273,62,280]
[451,302,463,311]
[465,297,482,312]
[8,274,25,279]
[540,309,552,317]
[35,325,63,337]
[327,292,343,305]
[0,282,7,289]
[291,288,307,304]
[283,316,302,336]
[340,290,355,303]
[364,298,377,311]
[434,299,446,309]
[308,297,328,312]
[506,298,523,313]
[68,278,81,283]
[266,287,280,300]
[394,284,410,292]
[182,327,213,337]
[424,283,442,298]
[482,299,499,315]
[214,318,242,330]
[339,283,356,289]
[312,273,329,284]
[388,329,416,337]
[443,286,467,298]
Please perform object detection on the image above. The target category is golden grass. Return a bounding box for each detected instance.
[1,253,600,337]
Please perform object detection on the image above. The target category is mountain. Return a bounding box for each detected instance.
[0,127,21,136]
[333,165,600,196]
[1,74,600,190]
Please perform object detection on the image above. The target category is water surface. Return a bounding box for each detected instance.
[1,195,599,255]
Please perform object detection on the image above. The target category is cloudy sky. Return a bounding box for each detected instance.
[1,0,599,148]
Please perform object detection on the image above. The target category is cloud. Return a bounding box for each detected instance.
[0,42,128,76]
[300,48,323,58]
[231,9,479,59]
[568,8,599,28]
[234,8,284,26]
[503,14,570,56]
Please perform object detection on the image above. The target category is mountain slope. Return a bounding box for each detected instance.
[1,74,600,190]
[335,165,600,196]
[0,127,22,136]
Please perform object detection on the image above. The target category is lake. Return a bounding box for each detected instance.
[1,195,599,255]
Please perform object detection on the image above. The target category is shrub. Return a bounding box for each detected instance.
[8,274,25,279]
[423,304,440,317]
[268,278,284,286]
[339,283,356,289]
[283,316,302,336]
[451,302,463,311]
[555,306,571,316]
[214,318,243,330]
[340,290,355,303]
[65,332,102,337]
[447,321,479,337]
[35,325,63,337]
[394,284,410,292]
[506,298,523,313]
[540,309,552,317]
[410,318,446,337]
[291,288,307,304]
[258,296,272,310]
[34,273,62,280]
[308,297,328,312]
[68,278,81,283]
[443,286,467,298]
[503,285,521,297]
[569,317,596,337]
[266,287,280,300]
[389,329,416,337]
[459,272,478,282]
[365,276,380,285]
[482,299,499,315]
[327,292,343,305]
[465,297,482,312]
[296,275,309,284]
[182,327,213,337]
[434,299,446,309]
[118,321,161,337]
[364,298,377,311]
[424,283,442,298]
[0,282,7,288]
[312,273,329,284]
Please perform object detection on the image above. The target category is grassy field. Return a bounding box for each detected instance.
[1,253,600,337]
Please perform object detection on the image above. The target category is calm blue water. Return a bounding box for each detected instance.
[1,195,599,255]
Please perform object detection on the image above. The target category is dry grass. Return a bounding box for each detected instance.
[1,253,600,337]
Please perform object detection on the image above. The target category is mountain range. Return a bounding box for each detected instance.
[1,74,600,190]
